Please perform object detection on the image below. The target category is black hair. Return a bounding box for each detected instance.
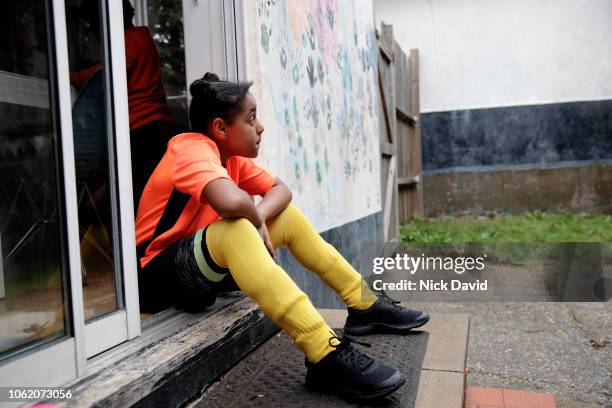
[122,0,134,27]
[188,72,253,135]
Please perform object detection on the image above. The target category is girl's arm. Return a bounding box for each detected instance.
[202,179,264,227]
[202,177,291,260]
[202,177,292,225]
[256,178,292,222]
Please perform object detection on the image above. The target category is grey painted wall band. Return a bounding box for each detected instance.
[421,99,612,170]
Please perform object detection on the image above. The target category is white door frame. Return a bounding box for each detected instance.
[107,0,142,343]
[182,0,248,94]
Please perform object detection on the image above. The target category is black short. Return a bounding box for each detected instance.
[137,226,240,313]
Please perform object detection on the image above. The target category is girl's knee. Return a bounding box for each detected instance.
[223,217,258,237]
[210,218,260,260]
[277,203,306,224]
[227,217,256,229]
[282,203,301,216]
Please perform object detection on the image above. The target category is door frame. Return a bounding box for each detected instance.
[182,0,248,92]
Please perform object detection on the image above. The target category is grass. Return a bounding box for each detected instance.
[400,211,612,264]
[400,210,612,243]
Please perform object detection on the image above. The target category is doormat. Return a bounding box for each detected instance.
[198,329,429,407]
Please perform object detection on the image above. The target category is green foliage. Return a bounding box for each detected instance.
[147,0,185,96]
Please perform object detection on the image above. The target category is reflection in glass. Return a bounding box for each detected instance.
[147,0,188,129]
[0,0,67,357]
[65,0,120,321]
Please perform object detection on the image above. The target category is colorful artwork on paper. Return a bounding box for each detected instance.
[246,0,381,232]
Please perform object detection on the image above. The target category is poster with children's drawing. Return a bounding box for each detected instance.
[245,0,381,232]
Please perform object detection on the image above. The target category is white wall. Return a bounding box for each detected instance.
[374,0,612,113]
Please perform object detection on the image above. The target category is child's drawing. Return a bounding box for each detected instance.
[247,0,381,231]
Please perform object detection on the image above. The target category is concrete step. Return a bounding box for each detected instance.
[319,308,470,408]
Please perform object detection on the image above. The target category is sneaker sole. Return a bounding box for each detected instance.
[344,314,430,336]
[305,370,406,401]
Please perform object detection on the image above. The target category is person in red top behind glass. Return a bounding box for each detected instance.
[70,0,177,211]
[122,0,177,211]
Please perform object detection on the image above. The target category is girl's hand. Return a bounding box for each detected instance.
[258,223,276,260]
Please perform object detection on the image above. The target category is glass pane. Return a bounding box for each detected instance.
[147,0,188,129]
[0,0,68,358]
[65,0,121,321]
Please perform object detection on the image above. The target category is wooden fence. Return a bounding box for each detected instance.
[377,23,423,242]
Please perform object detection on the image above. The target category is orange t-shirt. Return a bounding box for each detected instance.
[135,132,276,268]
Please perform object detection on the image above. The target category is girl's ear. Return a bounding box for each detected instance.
[210,117,227,141]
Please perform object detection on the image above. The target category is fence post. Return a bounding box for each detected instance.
[409,48,423,217]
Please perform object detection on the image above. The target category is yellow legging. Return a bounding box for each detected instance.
[205,204,378,363]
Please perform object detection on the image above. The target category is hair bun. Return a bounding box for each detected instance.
[189,72,220,98]
[203,72,219,82]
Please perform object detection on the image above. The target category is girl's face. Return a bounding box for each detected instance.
[224,93,264,158]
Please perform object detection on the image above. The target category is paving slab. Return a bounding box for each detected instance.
[396,301,612,407]
[419,313,469,373]
[319,309,469,408]
[414,370,464,408]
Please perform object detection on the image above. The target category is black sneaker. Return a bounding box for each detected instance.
[304,334,405,401]
[344,290,430,335]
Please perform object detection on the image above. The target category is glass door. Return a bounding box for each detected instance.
[64,0,140,358]
[65,0,122,324]
[0,0,83,387]
[0,0,141,388]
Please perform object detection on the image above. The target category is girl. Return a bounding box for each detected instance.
[135,73,429,401]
